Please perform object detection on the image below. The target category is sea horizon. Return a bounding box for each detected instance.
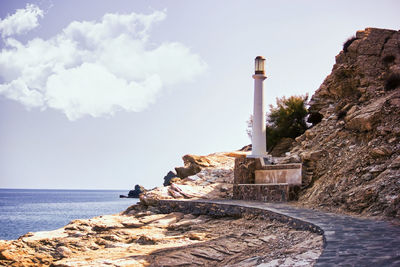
[0,187,130,191]
[0,188,138,240]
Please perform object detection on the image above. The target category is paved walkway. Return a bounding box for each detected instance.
[187,199,400,266]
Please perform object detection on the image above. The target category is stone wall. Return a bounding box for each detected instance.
[233,157,258,184]
[233,184,301,202]
[233,157,302,202]
[234,157,302,185]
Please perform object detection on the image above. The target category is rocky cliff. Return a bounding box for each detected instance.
[288,28,400,220]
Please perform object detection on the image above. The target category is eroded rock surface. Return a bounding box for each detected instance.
[0,204,323,267]
[280,28,400,220]
[140,152,236,205]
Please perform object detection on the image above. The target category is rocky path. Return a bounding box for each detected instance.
[178,199,400,266]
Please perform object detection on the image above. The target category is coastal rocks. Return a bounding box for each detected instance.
[163,170,178,186]
[0,204,323,267]
[182,154,214,167]
[140,152,235,205]
[139,186,172,206]
[128,184,146,198]
[55,246,72,258]
[175,164,201,178]
[119,184,147,198]
[175,154,215,178]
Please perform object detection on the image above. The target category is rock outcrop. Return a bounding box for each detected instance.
[174,154,215,178]
[140,152,236,205]
[128,184,146,198]
[286,28,400,220]
[163,171,178,186]
[270,137,295,157]
[120,185,147,198]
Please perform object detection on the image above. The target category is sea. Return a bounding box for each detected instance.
[0,189,138,240]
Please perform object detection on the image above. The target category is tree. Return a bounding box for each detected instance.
[247,94,309,151]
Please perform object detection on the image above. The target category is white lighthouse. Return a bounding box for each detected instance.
[250,56,268,157]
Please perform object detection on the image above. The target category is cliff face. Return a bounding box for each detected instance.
[290,28,400,219]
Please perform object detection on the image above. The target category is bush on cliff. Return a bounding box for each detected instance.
[343,36,357,53]
[266,95,309,150]
[247,95,309,151]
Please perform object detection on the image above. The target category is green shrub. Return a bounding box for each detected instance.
[343,36,357,53]
[247,95,309,151]
[266,95,309,150]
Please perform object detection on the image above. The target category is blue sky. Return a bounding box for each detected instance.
[0,0,399,190]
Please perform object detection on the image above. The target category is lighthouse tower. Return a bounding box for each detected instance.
[250,56,268,157]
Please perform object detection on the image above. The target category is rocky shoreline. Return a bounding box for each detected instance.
[0,152,325,266]
[0,202,323,267]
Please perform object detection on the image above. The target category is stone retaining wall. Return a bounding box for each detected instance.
[233,184,301,202]
[157,199,323,235]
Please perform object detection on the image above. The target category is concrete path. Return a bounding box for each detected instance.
[189,199,400,266]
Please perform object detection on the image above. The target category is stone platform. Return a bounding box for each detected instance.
[255,164,302,185]
[233,157,302,202]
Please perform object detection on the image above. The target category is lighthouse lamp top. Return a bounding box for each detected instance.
[254,56,265,75]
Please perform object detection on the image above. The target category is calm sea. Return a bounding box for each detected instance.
[0,189,138,240]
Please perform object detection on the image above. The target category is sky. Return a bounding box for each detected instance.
[0,0,399,190]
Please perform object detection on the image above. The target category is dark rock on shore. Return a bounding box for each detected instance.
[120,185,146,198]
[129,185,146,198]
[163,171,178,186]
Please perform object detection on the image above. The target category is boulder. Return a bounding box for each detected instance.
[344,94,391,132]
[174,154,213,178]
[300,150,324,161]
[128,185,146,198]
[163,171,178,186]
[175,164,201,179]
[182,154,214,167]
[370,147,393,158]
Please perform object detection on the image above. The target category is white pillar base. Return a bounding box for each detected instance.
[247,153,269,158]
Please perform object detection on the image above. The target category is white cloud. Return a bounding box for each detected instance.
[0,4,44,38]
[0,8,207,120]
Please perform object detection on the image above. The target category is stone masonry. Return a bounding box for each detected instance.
[233,157,301,202]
